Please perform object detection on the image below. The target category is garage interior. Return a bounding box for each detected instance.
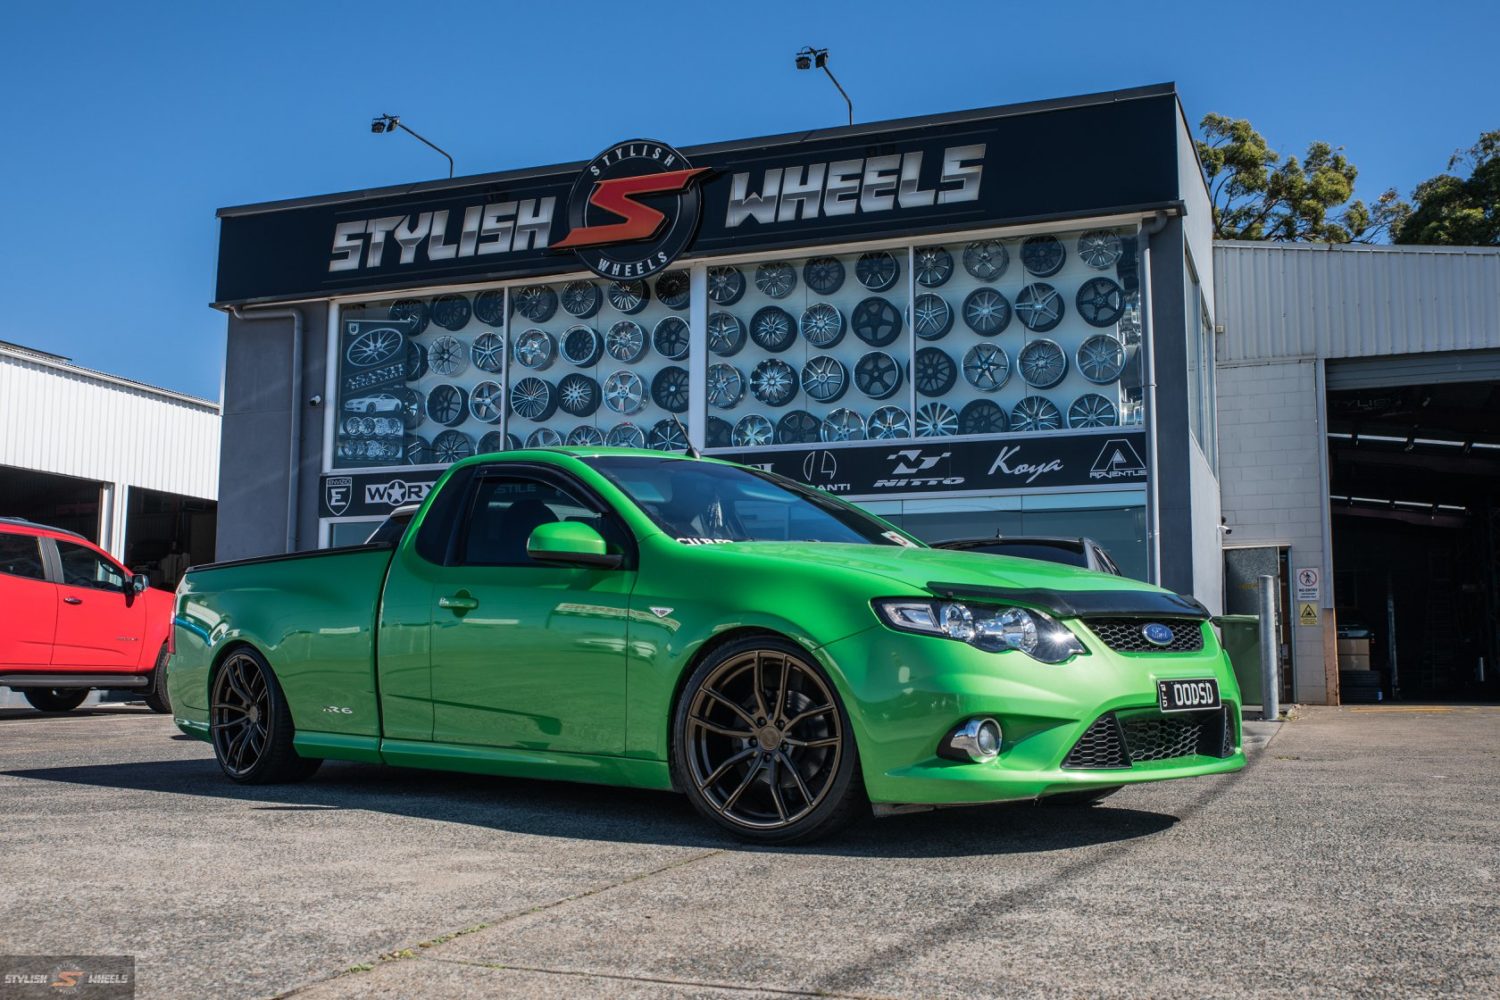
[0,465,102,541]
[1327,378,1500,702]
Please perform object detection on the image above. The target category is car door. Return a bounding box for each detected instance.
[49,538,149,670]
[0,532,58,669]
[426,468,635,754]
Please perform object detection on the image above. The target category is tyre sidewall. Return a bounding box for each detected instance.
[24,688,89,713]
[143,644,171,714]
[212,648,314,785]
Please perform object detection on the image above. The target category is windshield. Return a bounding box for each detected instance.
[585,456,915,546]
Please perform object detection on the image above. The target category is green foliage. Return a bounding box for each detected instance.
[1394,131,1500,246]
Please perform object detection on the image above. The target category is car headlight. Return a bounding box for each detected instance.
[872,598,1086,664]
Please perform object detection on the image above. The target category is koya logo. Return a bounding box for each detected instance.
[1089,438,1147,480]
[324,476,352,516]
[988,445,1063,484]
[553,139,710,280]
[363,479,433,507]
[875,449,962,488]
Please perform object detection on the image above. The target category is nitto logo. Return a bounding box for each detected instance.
[1089,438,1147,480]
[363,480,433,507]
[988,445,1063,484]
[874,449,963,488]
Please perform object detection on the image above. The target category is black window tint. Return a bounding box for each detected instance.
[973,542,1088,567]
[365,512,413,546]
[414,467,475,564]
[0,534,46,580]
[458,476,605,567]
[56,541,126,590]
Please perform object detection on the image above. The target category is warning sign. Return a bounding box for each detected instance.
[1298,602,1319,626]
[1295,567,1320,603]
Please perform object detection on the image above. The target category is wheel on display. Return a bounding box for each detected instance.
[800,355,848,404]
[963,287,1011,336]
[393,387,424,430]
[432,429,476,462]
[566,425,605,447]
[347,326,405,368]
[513,329,555,371]
[209,648,321,783]
[473,289,506,327]
[913,293,953,341]
[653,316,690,360]
[373,416,401,436]
[427,335,468,377]
[469,381,505,424]
[706,363,745,410]
[561,280,602,319]
[1077,334,1126,384]
[560,326,603,368]
[1067,393,1119,428]
[820,408,866,442]
[1015,283,1065,332]
[511,285,558,323]
[388,299,429,336]
[506,433,523,450]
[1076,277,1125,328]
[750,359,798,407]
[1021,235,1066,277]
[1011,396,1063,432]
[425,383,470,427]
[732,413,774,447]
[803,256,846,295]
[510,377,558,421]
[962,343,1010,393]
[404,341,429,380]
[776,410,822,444]
[856,250,901,292]
[851,297,903,347]
[914,246,954,287]
[605,321,648,363]
[607,280,650,314]
[754,262,797,299]
[708,312,747,357]
[749,307,796,353]
[853,351,903,400]
[799,302,844,348]
[558,373,602,417]
[603,370,647,415]
[913,347,958,397]
[525,428,563,449]
[914,402,959,438]
[1077,230,1124,270]
[963,240,1010,281]
[868,405,911,439]
[707,266,746,306]
[478,431,506,454]
[706,416,733,449]
[470,332,505,374]
[651,366,691,414]
[1018,339,1068,389]
[606,422,646,448]
[431,293,472,331]
[648,419,689,452]
[406,434,433,464]
[958,399,1009,436]
[655,270,691,310]
[357,416,376,436]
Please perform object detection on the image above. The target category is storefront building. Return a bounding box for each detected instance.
[211,84,1223,608]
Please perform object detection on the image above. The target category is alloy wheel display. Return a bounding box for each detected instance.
[708,312,747,357]
[914,246,954,287]
[561,280,602,319]
[388,299,429,336]
[406,434,432,464]
[913,293,953,340]
[1014,283,1065,332]
[606,422,646,448]
[513,330,555,371]
[425,383,470,427]
[963,240,1010,281]
[856,251,900,291]
[821,408,866,442]
[800,355,848,403]
[750,307,797,353]
[557,373,601,417]
[853,351,902,400]
[1067,393,1119,428]
[651,366,691,413]
[707,266,745,305]
[478,431,506,454]
[393,387,424,430]
[404,341,429,380]
[469,381,505,424]
[1020,235,1066,276]
[431,294,472,331]
[605,321,647,363]
[470,332,504,373]
[913,347,957,397]
[706,364,745,410]
[851,297,903,347]
[961,343,1010,392]
[473,290,506,327]
[962,287,1011,335]
[755,262,797,299]
[958,398,1009,435]
[803,256,846,295]
[347,326,404,367]
[603,370,647,415]
[653,317,690,360]
[1077,230,1124,270]
[566,425,605,446]
[1076,277,1125,327]
[427,335,468,376]
[800,303,844,348]
[750,359,797,406]
[512,285,558,323]
[1077,334,1126,384]
[432,429,476,462]
[776,410,821,444]
[560,326,603,368]
[914,401,958,437]
[1011,395,1063,431]
[732,414,774,447]
[655,270,691,310]
[648,419,689,452]
[868,405,911,439]
[706,416,733,449]
[525,428,563,449]
[510,377,558,421]
[1018,338,1068,389]
[607,280,650,314]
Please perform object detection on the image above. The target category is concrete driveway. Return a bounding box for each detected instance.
[0,705,1494,998]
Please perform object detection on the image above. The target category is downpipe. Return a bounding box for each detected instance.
[230,305,304,553]
[1138,209,1170,585]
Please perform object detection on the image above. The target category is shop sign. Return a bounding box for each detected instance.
[320,470,442,519]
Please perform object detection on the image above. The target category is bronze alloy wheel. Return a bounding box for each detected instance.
[680,643,856,838]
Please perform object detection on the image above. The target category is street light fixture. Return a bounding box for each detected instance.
[794,46,852,126]
[369,114,455,179]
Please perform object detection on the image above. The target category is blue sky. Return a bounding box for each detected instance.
[1,1,1493,401]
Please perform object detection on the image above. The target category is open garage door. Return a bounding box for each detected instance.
[1326,368,1500,703]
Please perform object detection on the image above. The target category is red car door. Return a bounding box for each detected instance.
[49,538,149,671]
[0,532,57,669]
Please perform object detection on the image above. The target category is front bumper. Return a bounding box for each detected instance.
[820,621,1246,805]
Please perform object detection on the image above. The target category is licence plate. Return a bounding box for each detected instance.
[1157,678,1221,713]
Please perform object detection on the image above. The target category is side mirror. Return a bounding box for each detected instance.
[526,522,622,569]
[130,574,150,593]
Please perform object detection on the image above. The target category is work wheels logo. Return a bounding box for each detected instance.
[553,139,709,280]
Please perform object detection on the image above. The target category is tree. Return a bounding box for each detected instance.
[1195,114,1402,243]
[1394,131,1500,246]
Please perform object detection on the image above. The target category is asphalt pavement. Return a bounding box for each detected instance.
[0,704,1495,999]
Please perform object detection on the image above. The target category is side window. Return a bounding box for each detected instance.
[57,541,127,590]
[0,534,46,581]
[457,476,613,567]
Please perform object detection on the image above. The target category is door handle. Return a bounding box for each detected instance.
[438,593,479,612]
[63,597,83,605]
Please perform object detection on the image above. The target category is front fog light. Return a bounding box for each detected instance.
[943,717,1003,762]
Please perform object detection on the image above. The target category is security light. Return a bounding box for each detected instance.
[368,113,454,178]
[793,47,851,126]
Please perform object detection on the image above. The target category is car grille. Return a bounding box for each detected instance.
[1063,707,1235,769]
[1083,617,1205,653]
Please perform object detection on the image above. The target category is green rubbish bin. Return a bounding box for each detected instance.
[1213,615,1261,705]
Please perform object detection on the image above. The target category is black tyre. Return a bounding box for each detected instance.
[673,636,865,844]
[1043,786,1121,807]
[143,643,171,714]
[24,688,88,713]
[851,297,903,347]
[210,647,322,784]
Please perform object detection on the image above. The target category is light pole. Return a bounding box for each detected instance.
[370,114,455,179]
[794,46,852,127]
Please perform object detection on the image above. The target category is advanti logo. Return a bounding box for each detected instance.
[1089,438,1147,480]
[554,139,709,280]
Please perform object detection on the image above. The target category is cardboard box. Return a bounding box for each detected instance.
[1337,638,1370,656]
[1339,653,1371,671]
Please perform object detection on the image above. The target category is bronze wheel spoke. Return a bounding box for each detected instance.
[783,735,839,749]
[690,714,753,739]
[776,749,814,805]
[720,757,765,813]
[702,687,757,729]
[767,758,789,821]
[784,703,834,730]
[751,653,769,720]
[773,656,790,722]
[699,747,757,791]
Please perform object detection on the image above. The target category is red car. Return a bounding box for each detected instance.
[0,517,174,713]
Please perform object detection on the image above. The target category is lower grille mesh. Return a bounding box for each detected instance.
[1062,715,1130,769]
[1121,715,1207,762]
[1063,707,1235,769]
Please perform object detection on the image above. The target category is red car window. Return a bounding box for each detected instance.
[56,540,127,590]
[0,534,46,580]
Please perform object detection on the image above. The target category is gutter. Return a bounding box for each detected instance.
[229,305,304,553]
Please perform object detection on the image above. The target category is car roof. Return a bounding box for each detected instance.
[453,446,720,470]
[938,536,1093,551]
[0,516,88,541]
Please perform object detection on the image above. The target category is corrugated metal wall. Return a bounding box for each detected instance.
[0,347,220,499]
[1214,242,1500,363]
